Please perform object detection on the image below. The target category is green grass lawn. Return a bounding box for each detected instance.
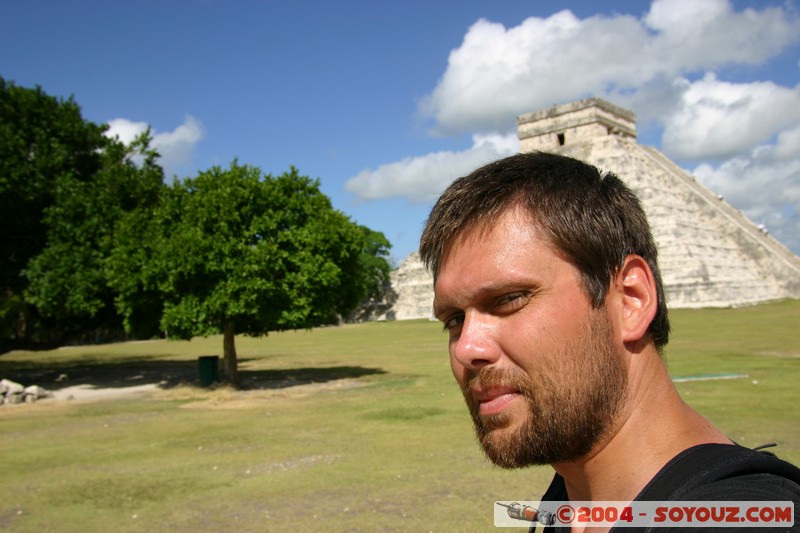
[0,300,798,532]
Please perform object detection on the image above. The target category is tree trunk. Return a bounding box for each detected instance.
[223,321,238,385]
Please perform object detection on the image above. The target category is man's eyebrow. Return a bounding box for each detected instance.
[432,292,457,319]
[432,301,454,320]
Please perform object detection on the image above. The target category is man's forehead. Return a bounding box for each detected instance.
[438,221,494,267]
[432,208,555,311]
[436,207,545,274]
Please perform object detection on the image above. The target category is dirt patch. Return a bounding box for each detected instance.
[2,361,383,407]
[50,382,163,402]
[4,377,368,408]
[1,359,196,406]
[756,351,800,358]
[157,378,368,409]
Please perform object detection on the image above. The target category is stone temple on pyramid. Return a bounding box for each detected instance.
[382,98,800,320]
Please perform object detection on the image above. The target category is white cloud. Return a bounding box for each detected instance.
[643,0,795,69]
[346,0,800,254]
[105,115,204,177]
[419,0,799,136]
[661,75,800,161]
[344,133,518,202]
[106,117,149,145]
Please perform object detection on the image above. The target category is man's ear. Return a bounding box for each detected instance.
[613,255,658,344]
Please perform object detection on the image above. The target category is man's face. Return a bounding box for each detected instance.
[432,208,628,468]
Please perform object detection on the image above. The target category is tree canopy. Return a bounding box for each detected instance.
[24,134,164,341]
[0,77,162,344]
[109,161,391,382]
[2,78,393,379]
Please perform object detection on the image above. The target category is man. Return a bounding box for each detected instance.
[419,152,800,530]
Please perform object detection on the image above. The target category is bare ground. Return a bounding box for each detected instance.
[1,357,384,408]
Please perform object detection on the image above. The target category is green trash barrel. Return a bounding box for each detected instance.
[198,356,220,387]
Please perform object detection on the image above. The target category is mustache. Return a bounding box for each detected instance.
[464,366,534,396]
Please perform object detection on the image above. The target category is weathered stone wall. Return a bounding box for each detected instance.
[557,135,800,308]
[378,252,434,320]
[518,97,636,152]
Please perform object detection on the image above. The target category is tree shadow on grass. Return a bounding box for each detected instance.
[236,365,387,390]
[0,357,387,394]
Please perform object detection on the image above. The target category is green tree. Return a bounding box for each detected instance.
[23,132,164,341]
[0,77,129,343]
[109,161,389,383]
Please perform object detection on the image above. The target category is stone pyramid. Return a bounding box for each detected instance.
[386,98,800,320]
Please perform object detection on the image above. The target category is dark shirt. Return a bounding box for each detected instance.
[537,444,800,532]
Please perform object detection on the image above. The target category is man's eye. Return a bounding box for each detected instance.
[442,314,464,332]
[496,292,529,311]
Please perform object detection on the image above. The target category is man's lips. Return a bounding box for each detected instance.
[473,385,521,417]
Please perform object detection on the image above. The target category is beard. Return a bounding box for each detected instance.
[461,308,627,468]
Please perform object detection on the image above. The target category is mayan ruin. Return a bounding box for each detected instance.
[386,98,800,320]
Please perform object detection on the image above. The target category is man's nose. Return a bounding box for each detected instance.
[450,312,500,371]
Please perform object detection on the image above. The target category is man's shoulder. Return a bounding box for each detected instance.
[638,443,800,502]
[682,471,800,500]
[538,446,800,532]
[638,446,800,533]
[539,443,800,503]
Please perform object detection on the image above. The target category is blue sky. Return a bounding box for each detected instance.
[2,0,799,263]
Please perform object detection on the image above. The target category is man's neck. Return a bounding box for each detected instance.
[551,352,732,502]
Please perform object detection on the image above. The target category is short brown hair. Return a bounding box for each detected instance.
[419,151,670,348]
